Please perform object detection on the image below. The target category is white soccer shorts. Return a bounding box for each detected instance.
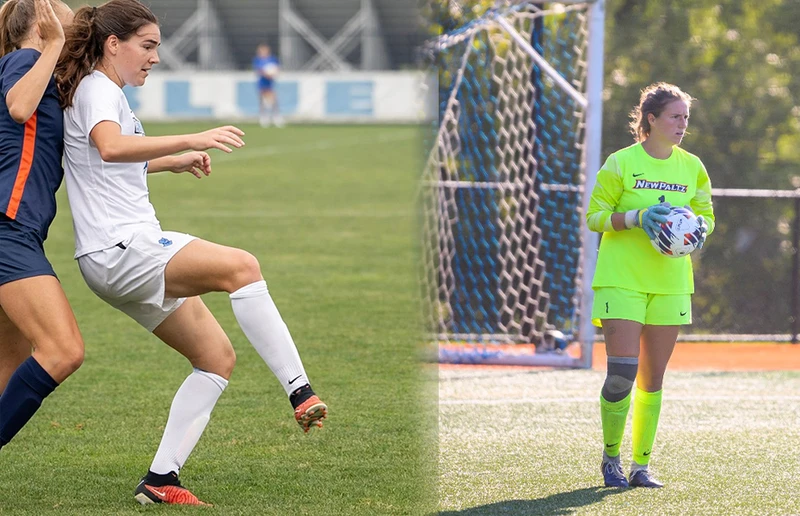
[77,229,197,332]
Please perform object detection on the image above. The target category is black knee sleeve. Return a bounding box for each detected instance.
[601,356,638,402]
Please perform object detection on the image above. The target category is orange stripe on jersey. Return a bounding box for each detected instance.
[6,111,37,219]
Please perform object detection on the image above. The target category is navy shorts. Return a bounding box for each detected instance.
[0,214,56,287]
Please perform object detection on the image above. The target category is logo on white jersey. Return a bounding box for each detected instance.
[131,111,145,135]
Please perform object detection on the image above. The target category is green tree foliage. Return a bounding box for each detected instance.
[422,0,497,36]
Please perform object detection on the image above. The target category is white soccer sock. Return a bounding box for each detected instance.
[149,369,228,475]
[230,280,309,395]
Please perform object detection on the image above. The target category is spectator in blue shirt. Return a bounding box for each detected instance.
[252,43,284,127]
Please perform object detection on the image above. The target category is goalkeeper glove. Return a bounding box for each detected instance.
[684,205,709,249]
[695,215,708,249]
[639,203,671,240]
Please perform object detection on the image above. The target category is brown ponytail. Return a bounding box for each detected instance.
[55,5,100,108]
[55,0,157,109]
[0,0,35,58]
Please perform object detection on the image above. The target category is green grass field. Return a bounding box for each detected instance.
[439,367,800,515]
[0,124,436,515]
[9,122,799,516]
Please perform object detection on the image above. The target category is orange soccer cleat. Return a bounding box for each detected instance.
[134,471,210,506]
[294,395,328,433]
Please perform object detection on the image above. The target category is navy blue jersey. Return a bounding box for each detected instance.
[0,48,64,239]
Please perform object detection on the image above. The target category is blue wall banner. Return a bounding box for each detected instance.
[124,71,435,123]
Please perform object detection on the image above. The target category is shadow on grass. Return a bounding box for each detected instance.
[439,486,623,516]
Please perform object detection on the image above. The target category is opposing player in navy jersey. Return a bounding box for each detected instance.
[0,0,80,451]
[252,43,283,127]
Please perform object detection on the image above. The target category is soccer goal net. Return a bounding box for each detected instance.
[421,1,605,367]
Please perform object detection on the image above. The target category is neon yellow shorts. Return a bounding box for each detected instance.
[591,287,691,327]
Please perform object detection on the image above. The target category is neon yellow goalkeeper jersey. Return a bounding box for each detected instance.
[586,143,715,294]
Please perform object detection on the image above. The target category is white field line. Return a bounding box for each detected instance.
[215,131,417,163]
[440,394,800,406]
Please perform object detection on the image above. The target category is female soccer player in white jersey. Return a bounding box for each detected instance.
[55,0,327,506]
[586,83,714,488]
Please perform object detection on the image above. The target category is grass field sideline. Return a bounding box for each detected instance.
[0,124,436,515]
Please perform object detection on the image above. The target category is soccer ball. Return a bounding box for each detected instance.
[262,63,279,78]
[650,206,703,258]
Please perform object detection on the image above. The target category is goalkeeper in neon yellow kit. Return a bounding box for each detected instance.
[586,83,715,488]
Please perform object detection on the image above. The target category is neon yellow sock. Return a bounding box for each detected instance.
[631,387,663,465]
[600,391,631,458]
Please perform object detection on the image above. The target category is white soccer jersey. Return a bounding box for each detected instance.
[63,71,160,258]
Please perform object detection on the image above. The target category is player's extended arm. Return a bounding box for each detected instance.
[146,156,176,173]
[90,121,244,163]
[5,0,64,123]
[147,152,211,178]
